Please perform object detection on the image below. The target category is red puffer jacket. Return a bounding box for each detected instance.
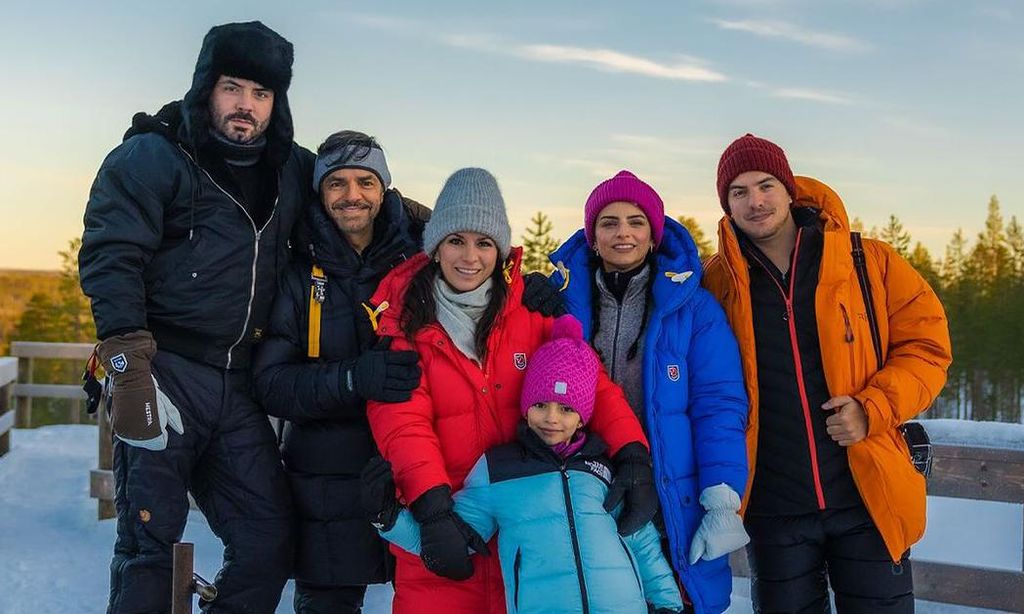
[367,248,648,614]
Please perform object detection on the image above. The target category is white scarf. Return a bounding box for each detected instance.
[433,276,494,364]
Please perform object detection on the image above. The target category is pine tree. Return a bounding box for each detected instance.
[520,212,559,275]
[677,216,714,260]
[907,242,940,290]
[878,214,911,257]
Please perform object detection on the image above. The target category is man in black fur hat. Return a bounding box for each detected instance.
[80,21,312,613]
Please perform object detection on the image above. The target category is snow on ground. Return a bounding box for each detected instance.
[0,425,1017,613]
[924,418,1024,450]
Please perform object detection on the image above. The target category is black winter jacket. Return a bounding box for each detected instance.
[80,46,314,369]
[739,208,860,515]
[251,190,425,586]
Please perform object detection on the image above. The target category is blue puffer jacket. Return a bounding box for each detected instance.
[382,426,683,614]
[548,218,748,614]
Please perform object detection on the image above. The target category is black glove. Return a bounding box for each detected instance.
[360,456,401,532]
[410,485,490,580]
[347,337,421,402]
[522,272,566,317]
[604,441,658,536]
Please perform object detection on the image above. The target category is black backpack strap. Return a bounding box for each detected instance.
[851,232,884,371]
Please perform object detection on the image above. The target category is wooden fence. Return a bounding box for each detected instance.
[0,357,16,457]
[730,443,1024,612]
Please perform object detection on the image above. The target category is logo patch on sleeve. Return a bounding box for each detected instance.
[513,352,527,371]
[666,364,680,382]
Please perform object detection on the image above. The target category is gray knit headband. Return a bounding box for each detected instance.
[312,145,392,193]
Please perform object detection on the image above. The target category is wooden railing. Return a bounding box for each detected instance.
[0,357,16,457]
[730,443,1024,612]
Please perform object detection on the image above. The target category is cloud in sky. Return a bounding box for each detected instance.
[772,87,855,105]
[443,34,728,82]
[354,14,866,106]
[711,19,872,53]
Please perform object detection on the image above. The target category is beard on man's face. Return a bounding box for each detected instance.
[212,110,268,144]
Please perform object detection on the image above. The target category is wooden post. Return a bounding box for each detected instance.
[0,381,11,457]
[171,542,195,614]
[15,356,33,428]
[98,402,115,520]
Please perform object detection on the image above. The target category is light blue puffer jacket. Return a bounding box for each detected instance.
[382,427,683,614]
[548,218,749,613]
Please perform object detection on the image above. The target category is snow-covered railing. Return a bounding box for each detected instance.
[9,341,93,427]
[0,357,16,457]
[731,434,1024,612]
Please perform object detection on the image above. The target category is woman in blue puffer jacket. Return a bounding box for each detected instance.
[363,316,684,614]
[545,170,750,614]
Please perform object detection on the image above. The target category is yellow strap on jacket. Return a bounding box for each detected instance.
[308,265,327,358]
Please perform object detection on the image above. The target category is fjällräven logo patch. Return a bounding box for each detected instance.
[667,364,680,381]
[514,352,527,371]
[110,353,129,373]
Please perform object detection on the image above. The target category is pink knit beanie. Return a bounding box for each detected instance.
[583,170,665,248]
[520,316,600,424]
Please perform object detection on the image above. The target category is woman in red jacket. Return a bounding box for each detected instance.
[366,167,654,614]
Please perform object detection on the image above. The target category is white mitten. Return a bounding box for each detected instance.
[688,483,749,565]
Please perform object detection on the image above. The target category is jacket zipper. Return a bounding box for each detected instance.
[560,465,590,614]
[748,229,826,510]
[609,300,624,377]
[178,146,279,368]
[840,304,854,342]
[513,547,522,610]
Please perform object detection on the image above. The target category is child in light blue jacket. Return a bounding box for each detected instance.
[362,316,684,614]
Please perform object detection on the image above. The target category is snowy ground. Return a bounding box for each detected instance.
[0,425,1018,613]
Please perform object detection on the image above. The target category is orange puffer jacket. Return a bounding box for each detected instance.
[703,176,952,562]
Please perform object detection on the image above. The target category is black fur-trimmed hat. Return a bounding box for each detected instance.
[192,21,293,93]
[180,21,295,168]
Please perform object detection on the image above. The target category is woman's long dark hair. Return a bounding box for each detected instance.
[401,258,509,361]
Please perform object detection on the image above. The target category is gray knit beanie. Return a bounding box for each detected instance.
[423,168,512,259]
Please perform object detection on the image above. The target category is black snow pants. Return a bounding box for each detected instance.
[107,350,293,614]
[293,581,368,613]
[745,504,913,614]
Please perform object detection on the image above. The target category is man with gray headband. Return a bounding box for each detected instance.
[253,130,429,613]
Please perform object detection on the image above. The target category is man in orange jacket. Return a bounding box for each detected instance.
[703,134,952,613]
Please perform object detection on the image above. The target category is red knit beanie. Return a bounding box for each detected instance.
[716,134,797,214]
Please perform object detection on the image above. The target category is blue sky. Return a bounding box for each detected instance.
[1,0,1021,269]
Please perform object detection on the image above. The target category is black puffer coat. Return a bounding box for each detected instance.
[252,190,425,586]
[80,24,314,369]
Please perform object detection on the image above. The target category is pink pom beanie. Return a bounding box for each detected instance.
[520,315,601,424]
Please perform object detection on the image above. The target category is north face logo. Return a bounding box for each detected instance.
[584,459,613,483]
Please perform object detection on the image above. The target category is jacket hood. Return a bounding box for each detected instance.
[792,176,850,232]
[549,217,704,338]
[180,21,295,168]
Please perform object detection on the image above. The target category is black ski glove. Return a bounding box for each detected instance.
[522,272,566,317]
[360,456,401,532]
[347,337,421,403]
[604,441,658,536]
[410,485,490,580]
